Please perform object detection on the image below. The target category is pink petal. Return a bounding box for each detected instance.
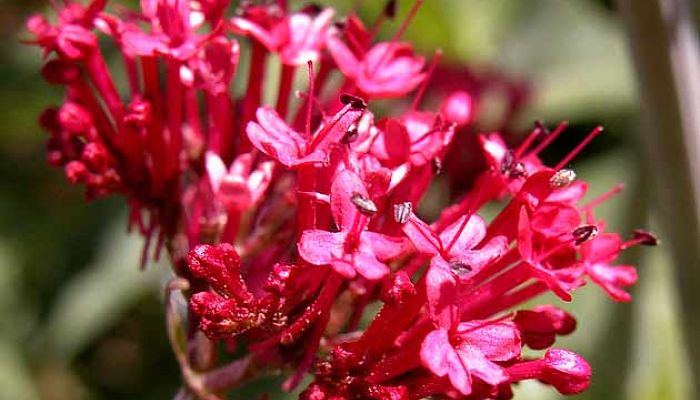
[402,214,441,256]
[362,232,408,260]
[457,236,509,272]
[353,249,390,281]
[531,203,581,237]
[587,263,637,302]
[580,233,622,264]
[440,214,487,255]
[420,328,452,376]
[298,230,346,266]
[246,107,306,167]
[517,207,533,262]
[331,259,357,279]
[326,34,359,78]
[230,16,277,51]
[205,151,227,192]
[457,344,508,386]
[426,259,459,328]
[330,169,369,230]
[457,320,522,362]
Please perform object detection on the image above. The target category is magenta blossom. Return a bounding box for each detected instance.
[27,1,653,399]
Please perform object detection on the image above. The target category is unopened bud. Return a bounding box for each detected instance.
[351,193,377,215]
[393,202,412,224]
[550,169,576,188]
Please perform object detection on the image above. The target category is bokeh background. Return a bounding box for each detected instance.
[1,0,698,399]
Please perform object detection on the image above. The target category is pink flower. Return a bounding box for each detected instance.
[580,233,638,302]
[327,36,426,98]
[298,169,407,280]
[247,101,365,167]
[420,320,521,395]
[27,1,653,398]
[231,7,334,66]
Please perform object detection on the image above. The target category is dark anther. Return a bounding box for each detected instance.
[449,260,472,276]
[572,225,599,245]
[384,0,398,18]
[500,150,526,178]
[393,202,412,224]
[342,128,359,144]
[340,93,367,110]
[632,229,659,246]
[301,4,323,15]
[351,192,378,216]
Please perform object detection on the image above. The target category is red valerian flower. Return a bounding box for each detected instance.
[420,320,521,396]
[231,6,335,66]
[298,169,407,280]
[327,38,427,98]
[27,1,653,398]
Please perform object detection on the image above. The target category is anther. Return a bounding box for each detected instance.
[351,193,377,215]
[339,93,367,110]
[341,127,359,144]
[550,169,576,188]
[572,225,599,245]
[393,202,412,224]
[449,260,472,276]
[384,0,398,18]
[632,229,659,246]
[500,150,526,178]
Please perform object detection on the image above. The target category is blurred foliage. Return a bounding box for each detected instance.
[0,0,692,399]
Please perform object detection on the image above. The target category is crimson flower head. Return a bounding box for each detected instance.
[27,0,654,398]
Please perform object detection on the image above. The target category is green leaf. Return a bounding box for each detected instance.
[43,216,165,361]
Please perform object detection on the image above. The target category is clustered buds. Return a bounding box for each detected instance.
[27,1,653,399]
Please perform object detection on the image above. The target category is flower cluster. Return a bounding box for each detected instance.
[27,0,654,399]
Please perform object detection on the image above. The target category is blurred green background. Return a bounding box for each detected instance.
[0,0,695,399]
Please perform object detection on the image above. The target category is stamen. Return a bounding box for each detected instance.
[549,168,576,188]
[501,150,526,179]
[583,183,624,210]
[389,0,425,44]
[622,229,659,249]
[572,225,599,245]
[449,259,472,277]
[530,120,569,156]
[393,202,412,224]
[555,126,604,170]
[339,93,367,110]
[341,127,359,144]
[305,60,315,137]
[632,229,659,246]
[515,121,545,157]
[351,192,378,215]
[411,49,442,110]
[371,0,425,73]
[369,0,397,36]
